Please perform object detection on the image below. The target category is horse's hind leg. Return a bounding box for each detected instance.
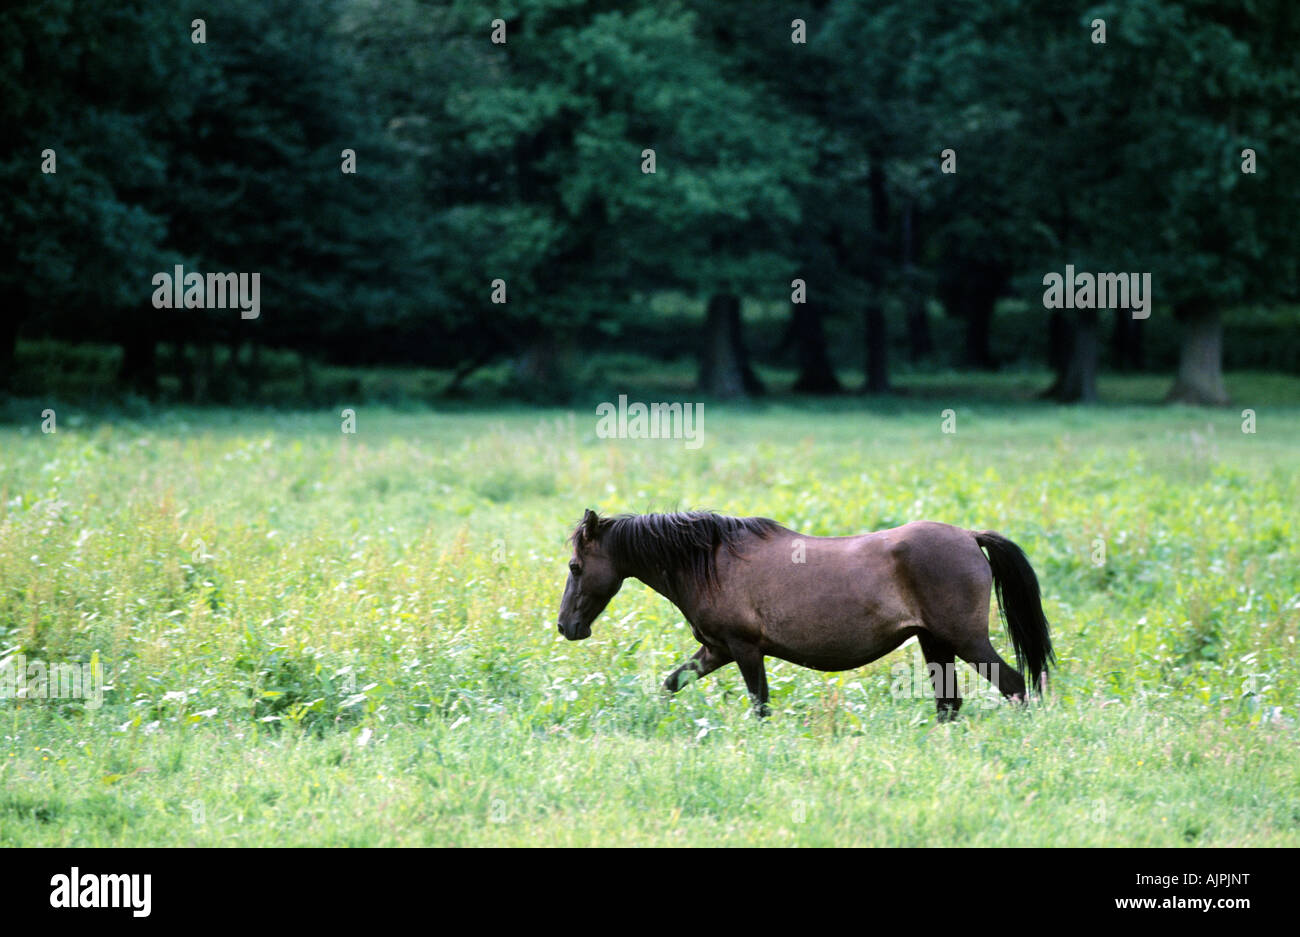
[954,634,1027,702]
[917,633,962,722]
[663,644,732,693]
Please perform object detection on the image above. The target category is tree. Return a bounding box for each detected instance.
[160,0,428,397]
[0,1,187,393]
[1113,1,1300,405]
[434,1,811,398]
[1030,1,1300,404]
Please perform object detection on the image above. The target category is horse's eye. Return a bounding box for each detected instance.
[569,562,581,576]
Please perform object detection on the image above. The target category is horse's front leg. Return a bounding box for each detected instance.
[663,644,732,693]
[729,640,770,718]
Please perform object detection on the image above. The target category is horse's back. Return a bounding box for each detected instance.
[709,520,985,670]
[881,517,991,584]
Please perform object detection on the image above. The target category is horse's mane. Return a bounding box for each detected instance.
[576,511,783,591]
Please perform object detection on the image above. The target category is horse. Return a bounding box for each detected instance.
[555,509,1054,720]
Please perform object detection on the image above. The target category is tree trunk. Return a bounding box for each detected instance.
[861,157,891,394]
[698,293,763,398]
[952,262,1006,370]
[195,342,215,402]
[229,341,244,400]
[1111,309,1145,371]
[901,201,933,363]
[1166,301,1229,405]
[0,308,17,389]
[119,326,158,397]
[905,292,933,364]
[964,295,996,369]
[175,343,195,400]
[1047,309,1069,375]
[512,333,576,400]
[300,353,318,403]
[862,300,889,394]
[1044,310,1098,402]
[247,341,263,399]
[787,301,842,394]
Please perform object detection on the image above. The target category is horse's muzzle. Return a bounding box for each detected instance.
[558,621,591,641]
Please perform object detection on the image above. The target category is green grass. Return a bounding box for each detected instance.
[1,380,1298,845]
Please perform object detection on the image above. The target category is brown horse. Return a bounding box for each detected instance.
[556,510,1054,720]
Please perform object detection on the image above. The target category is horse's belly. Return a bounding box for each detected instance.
[761,620,918,672]
[750,567,920,670]
[714,529,928,671]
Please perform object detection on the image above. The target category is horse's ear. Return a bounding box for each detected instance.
[580,508,599,543]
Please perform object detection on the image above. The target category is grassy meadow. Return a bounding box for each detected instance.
[1,372,1298,846]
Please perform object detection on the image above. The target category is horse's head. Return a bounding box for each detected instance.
[557,508,624,641]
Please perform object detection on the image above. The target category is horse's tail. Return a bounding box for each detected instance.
[974,531,1055,694]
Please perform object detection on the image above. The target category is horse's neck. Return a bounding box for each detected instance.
[628,562,699,621]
